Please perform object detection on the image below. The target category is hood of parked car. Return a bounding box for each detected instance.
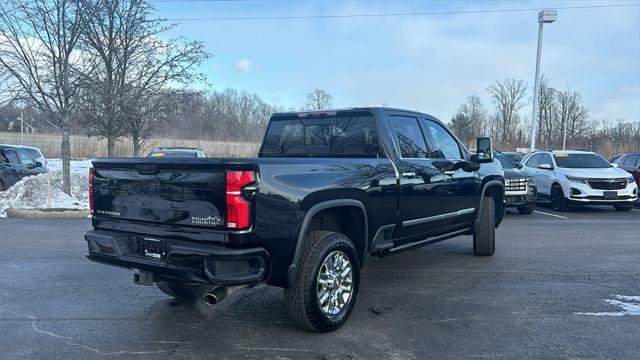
[503,168,531,179]
[556,167,632,179]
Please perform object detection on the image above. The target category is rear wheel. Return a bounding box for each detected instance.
[284,231,360,332]
[473,196,495,256]
[551,185,569,212]
[614,205,633,212]
[517,203,535,215]
[156,281,209,302]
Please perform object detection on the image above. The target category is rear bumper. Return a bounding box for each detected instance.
[85,230,270,285]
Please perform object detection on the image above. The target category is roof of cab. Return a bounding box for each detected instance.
[272,107,436,119]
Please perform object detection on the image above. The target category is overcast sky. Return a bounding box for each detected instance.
[154,0,640,123]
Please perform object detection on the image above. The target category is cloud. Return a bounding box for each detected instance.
[235,58,253,73]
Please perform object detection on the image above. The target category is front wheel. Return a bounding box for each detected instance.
[551,185,569,212]
[473,196,495,256]
[614,205,633,212]
[284,231,360,332]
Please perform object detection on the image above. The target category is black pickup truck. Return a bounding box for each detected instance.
[85,107,505,332]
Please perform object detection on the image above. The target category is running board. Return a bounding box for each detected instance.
[378,228,470,257]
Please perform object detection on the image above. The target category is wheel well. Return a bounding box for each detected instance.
[306,206,366,266]
[484,185,504,227]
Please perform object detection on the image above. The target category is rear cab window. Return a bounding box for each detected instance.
[260,111,382,158]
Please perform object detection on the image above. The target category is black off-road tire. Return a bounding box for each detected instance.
[284,231,360,332]
[517,203,535,215]
[156,281,208,302]
[614,205,633,212]
[473,196,496,256]
[551,185,570,212]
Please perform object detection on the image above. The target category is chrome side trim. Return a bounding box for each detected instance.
[402,208,475,226]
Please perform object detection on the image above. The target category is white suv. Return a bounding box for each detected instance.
[522,150,638,212]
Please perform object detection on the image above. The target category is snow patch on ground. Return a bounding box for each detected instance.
[575,295,640,317]
[0,160,91,217]
[46,158,93,175]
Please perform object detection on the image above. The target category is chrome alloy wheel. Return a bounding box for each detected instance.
[316,250,353,317]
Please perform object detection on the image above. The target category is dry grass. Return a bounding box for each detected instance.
[0,131,260,158]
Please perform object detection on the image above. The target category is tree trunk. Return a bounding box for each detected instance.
[107,135,116,157]
[61,126,71,195]
[132,131,141,157]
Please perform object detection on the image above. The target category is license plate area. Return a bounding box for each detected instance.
[603,191,617,200]
[141,237,165,260]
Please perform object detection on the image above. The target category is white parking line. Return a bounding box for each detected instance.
[533,210,569,219]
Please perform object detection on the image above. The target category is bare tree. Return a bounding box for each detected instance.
[535,76,558,148]
[487,79,528,148]
[79,0,208,156]
[304,88,333,110]
[555,89,590,149]
[449,95,487,146]
[0,0,84,194]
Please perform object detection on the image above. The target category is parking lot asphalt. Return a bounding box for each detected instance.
[1,205,638,359]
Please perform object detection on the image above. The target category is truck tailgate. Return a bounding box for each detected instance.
[91,158,254,230]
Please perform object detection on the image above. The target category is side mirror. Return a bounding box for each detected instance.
[34,161,43,168]
[475,137,493,164]
[539,163,553,170]
[611,163,619,168]
[516,162,523,169]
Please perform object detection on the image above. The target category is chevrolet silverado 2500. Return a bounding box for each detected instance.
[85,107,505,332]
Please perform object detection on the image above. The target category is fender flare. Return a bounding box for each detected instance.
[286,199,368,287]
[473,180,505,232]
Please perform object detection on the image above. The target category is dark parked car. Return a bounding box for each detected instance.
[614,152,640,191]
[495,151,536,214]
[0,145,48,191]
[502,151,525,164]
[85,107,505,332]
[608,154,623,163]
[147,147,206,158]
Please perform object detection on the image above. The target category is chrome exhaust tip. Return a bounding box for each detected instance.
[203,287,228,305]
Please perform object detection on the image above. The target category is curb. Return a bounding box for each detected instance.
[5,208,90,219]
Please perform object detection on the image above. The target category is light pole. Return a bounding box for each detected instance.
[529,10,557,153]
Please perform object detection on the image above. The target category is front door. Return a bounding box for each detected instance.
[386,114,446,240]
[421,118,478,228]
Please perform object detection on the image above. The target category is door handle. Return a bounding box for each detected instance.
[444,170,455,176]
[401,172,416,177]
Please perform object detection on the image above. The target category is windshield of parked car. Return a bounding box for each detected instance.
[553,153,611,168]
[495,153,515,169]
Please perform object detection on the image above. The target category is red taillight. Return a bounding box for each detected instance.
[89,168,94,214]
[225,170,255,230]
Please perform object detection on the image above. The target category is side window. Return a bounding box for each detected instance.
[3,150,20,164]
[540,154,553,167]
[27,149,42,159]
[422,119,462,160]
[625,154,640,167]
[387,115,428,158]
[17,149,35,167]
[526,154,540,168]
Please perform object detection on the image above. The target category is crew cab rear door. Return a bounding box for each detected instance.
[386,113,445,239]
